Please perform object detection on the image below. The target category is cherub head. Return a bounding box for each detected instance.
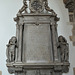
[23,0,27,5]
[58,35,67,43]
[9,36,17,44]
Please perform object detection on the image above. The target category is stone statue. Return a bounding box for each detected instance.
[18,0,28,14]
[17,0,56,14]
[58,36,69,62]
[22,0,56,14]
[6,36,17,62]
[44,0,56,14]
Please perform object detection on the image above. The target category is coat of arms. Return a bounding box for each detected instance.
[29,0,44,13]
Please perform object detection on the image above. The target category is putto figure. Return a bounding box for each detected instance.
[18,0,28,14]
[6,36,17,62]
[44,0,55,14]
[18,0,56,14]
[58,36,69,62]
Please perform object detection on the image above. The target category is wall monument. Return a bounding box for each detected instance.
[6,0,70,75]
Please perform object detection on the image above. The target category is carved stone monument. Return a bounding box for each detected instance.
[6,0,70,75]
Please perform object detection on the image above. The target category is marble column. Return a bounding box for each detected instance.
[51,23,58,62]
[15,24,19,62]
[17,25,23,62]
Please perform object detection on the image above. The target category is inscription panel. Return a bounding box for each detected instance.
[23,24,52,63]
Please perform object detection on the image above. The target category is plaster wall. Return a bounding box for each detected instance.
[0,0,75,75]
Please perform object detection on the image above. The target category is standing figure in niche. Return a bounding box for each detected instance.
[58,36,69,62]
[6,36,17,62]
[18,0,28,14]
